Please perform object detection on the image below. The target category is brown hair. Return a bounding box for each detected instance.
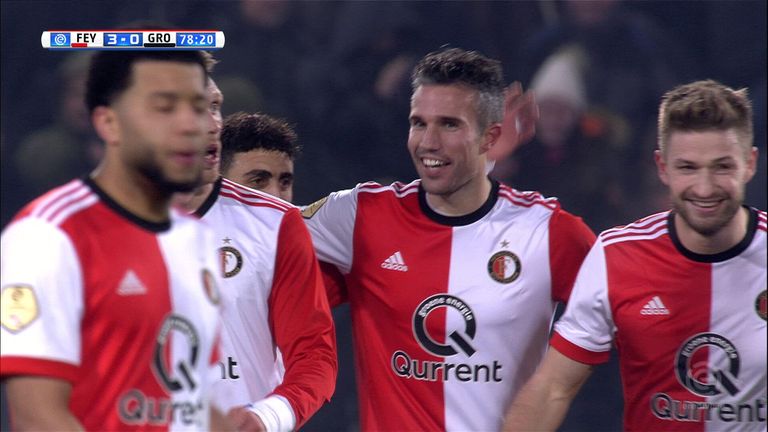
[658,80,753,155]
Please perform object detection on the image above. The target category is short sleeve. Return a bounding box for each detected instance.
[301,188,358,274]
[551,238,614,365]
[1,217,84,380]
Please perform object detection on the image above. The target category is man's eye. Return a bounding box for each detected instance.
[250,177,269,188]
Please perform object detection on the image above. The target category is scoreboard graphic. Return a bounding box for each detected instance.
[41,30,225,50]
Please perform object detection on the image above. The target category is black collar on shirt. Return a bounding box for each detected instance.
[668,206,758,263]
[418,177,500,227]
[193,176,223,218]
[84,176,171,233]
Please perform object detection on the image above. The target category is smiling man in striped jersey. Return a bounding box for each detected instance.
[504,80,766,431]
[301,47,595,431]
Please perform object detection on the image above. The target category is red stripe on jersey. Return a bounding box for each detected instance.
[61,202,173,431]
[32,180,85,215]
[498,187,559,210]
[45,188,95,223]
[605,237,710,431]
[220,180,293,212]
[758,210,766,231]
[350,190,452,431]
[602,212,668,242]
[549,210,596,302]
[0,357,80,382]
[551,333,610,365]
[268,209,337,428]
[220,191,292,213]
[15,180,85,222]
[358,180,419,197]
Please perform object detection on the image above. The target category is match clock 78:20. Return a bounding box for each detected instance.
[176,33,215,47]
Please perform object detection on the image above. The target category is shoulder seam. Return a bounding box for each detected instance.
[220,179,293,212]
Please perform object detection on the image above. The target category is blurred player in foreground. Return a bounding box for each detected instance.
[175,63,336,431]
[301,47,594,431]
[503,80,766,431]
[1,50,228,430]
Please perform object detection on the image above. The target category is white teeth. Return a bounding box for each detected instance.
[691,201,719,208]
[422,158,446,167]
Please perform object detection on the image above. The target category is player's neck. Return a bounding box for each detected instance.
[90,164,171,223]
[425,175,492,217]
[174,182,215,213]
[674,206,750,255]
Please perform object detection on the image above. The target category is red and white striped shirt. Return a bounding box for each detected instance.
[553,208,767,431]
[198,178,336,429]
[303,179,595,431]
[1,178,222,431]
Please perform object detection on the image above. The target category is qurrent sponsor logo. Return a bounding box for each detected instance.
[391,294,503,383]
[118,314,206,427]
[650,332,767,424]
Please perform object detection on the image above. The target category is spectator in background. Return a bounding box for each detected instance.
[518,0,696,221]
[14,52,103,199]
[492,44,632,231]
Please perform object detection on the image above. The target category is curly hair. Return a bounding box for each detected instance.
[220,112,300,173]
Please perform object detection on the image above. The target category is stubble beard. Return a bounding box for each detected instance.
[137,158,203,195]
[672,192,742,237]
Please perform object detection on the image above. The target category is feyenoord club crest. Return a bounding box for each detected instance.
[220,246,243,278]
[756,290,767,321]
[487,251,521,284]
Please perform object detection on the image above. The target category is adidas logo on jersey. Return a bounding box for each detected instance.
[117,270,148,296]
[381,251,408,272]
[641,296,670,315]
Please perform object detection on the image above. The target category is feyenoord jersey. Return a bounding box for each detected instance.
[302,179,595,431]
[553,208,767,431]
[0,178,222,431]
[196,178,336,428]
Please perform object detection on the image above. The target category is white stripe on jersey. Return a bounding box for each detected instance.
[358,181,420,198]
[33,181,92,222]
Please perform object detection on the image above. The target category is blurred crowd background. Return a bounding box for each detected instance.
[1,1,766,431]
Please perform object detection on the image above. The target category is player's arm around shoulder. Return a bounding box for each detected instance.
[263,207,338,429]
[502,347,593,432]
[300,187,359,271]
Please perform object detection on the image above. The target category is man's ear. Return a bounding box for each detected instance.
[744,146,758,183]
[654,149,670,186]
[92,106,119,146]
[481,123,502,155]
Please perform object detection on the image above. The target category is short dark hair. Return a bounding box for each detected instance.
[658,79,753,155]
[220,112,301,174]
[86,50,209,113]
[411,47,505,131]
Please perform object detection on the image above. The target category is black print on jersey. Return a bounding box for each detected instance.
[413,294,476,356]
[756,290,767,321]
[152,314,200,392]
[675,332,740,397]
[220,246,243,278]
